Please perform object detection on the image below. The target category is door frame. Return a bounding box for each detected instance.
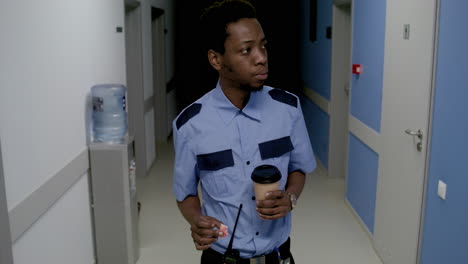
[125,1,148,178]
[0,140,14,264]
[151,9,168,144]
[329,1,352,179]
[416,0,440,262]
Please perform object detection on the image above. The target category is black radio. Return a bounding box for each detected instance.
[223,204,243,264]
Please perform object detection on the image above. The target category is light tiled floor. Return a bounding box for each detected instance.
[136,141,382,264]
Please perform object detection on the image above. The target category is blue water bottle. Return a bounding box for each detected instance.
[91,84,128,143]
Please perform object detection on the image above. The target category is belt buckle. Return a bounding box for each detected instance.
[250,255,266,264]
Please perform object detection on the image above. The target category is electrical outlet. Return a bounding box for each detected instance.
[437,180,447,200]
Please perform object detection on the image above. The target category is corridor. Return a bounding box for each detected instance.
[136,141,382,264]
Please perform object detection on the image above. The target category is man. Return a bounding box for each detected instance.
[172,1,316,263]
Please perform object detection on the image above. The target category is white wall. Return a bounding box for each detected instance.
[12,175,94,264]
[0,0,126,263]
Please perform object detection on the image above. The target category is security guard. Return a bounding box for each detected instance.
[172,1,316,263]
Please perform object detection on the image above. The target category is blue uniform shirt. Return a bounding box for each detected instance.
[173,83,316,258]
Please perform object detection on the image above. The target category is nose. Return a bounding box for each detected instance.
[255,47,267,65]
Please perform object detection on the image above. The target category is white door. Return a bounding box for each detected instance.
[373,0,437,263]
[329,3,352,179]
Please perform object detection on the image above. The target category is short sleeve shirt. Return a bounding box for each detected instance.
[173,83,316,258]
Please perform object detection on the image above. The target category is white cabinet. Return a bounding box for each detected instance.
[89,136,139,264]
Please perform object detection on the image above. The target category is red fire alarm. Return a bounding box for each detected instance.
[352,64,363,75]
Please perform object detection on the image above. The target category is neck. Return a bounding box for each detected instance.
[219,81,251,109]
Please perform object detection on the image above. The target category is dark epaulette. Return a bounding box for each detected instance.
[176,103,202,130]
[268,89,298,108]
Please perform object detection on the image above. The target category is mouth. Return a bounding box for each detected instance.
[255,72,269,81]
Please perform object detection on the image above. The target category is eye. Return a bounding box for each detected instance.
[241,48,251,54]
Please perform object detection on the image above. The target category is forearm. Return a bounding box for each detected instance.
[285,170,306,199]
[177,195,202,225]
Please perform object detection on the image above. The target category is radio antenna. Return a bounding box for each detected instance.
[226,204,243,253]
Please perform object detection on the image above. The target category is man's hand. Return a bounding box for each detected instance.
[190,215,225,250]
[256,190,291,220]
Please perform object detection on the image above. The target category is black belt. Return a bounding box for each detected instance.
[202,238,292,264]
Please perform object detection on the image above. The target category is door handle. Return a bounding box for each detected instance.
[405,129,423,152]
[405,129,423,140]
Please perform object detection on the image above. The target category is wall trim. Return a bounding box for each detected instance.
[314,154,328,176]
[345,198,385,263]
[144,95,154,114]
[9,148,90,242]
[344,198,373,241]
[302,86,330,114]
[0,141,14,264]
[348,115,381,154]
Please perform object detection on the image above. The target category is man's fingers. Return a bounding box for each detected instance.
[257,206,280,216]
[192,224,224,237]
[198,228,224,239]
[257,198,287,208]
[192,231,217,247]
[257,192,291,208]
[258,212,286,220]
[202,215,223,224]
[265,190,285,199]
[256,199,290,221]
[197,220,218,229]
[194,241,211,251]
[256,204,290,216]
[190,215,224,251]
[256,199,276,208]
[197,216,222,229]
[257,203,290,220]
[197,236,218,245]
[256,191,289,208]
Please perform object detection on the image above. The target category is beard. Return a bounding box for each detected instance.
[222,63,266,92]
[239,83,264,92]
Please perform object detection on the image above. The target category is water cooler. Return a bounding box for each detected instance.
[88,136,139,264]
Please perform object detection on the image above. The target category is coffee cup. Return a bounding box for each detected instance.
[251,164,281,200]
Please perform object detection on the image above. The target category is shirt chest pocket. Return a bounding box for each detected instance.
[258,136,294,186]
[259,136,294,160]
[197,149,237,198]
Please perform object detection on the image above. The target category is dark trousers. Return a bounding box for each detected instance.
[201,238,295,264]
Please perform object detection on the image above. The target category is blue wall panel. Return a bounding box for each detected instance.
[300,96,329,168]
[350,0,386,132]
[346,133,379,233]
[299,0,333,100]
[420,1,468,263]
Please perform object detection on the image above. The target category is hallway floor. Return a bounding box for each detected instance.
[136,141,382,264]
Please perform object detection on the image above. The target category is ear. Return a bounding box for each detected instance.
[208,49,222,71]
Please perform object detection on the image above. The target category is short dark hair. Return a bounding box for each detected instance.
[200,0,257,54]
